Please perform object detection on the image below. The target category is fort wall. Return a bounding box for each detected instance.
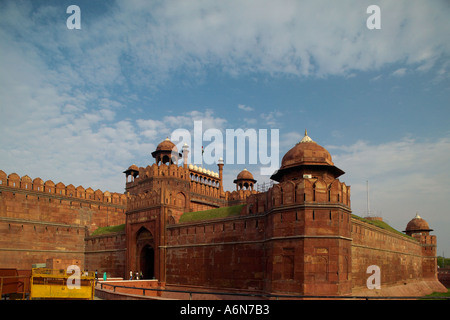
[1,153,445,297]
[165,214,266,292]
[85,231,126,277]
[165,177,442,296]
[165,177,354,296]
[438,268,450,288]
[0,170,126,271]
[165,213,442,296]
[351,218,422,288]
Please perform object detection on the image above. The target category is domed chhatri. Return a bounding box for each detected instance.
[233,168,257,191]
[281,129,334,168]
[236,168,255,181]
[404,213,433,236]
[151,137,182,165]
[271,129,344,182]
[155,137,178,152]
[123,164,139,182]
[127,164,139,171]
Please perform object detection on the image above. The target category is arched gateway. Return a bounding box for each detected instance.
[135,228,155,279]
[140,245,154,279]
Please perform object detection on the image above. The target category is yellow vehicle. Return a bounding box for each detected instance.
[30,268,95,300]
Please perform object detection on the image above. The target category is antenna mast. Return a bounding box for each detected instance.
[366,180,370,216]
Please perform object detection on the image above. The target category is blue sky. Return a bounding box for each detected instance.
[1,0,449,256]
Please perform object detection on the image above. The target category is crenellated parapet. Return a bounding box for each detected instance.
[125,163,190,185]
[225,189,257,205]
[241,177,350,215]
[0,170,127,206]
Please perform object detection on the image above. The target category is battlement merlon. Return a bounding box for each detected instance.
[0,170,126,206]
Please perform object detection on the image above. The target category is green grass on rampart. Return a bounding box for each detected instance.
[179,204,245,223]
[91,224,125,236]
[351,214,413,239]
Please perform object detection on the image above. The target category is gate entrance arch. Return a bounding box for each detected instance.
[140,245,155,279]
[135,227,155,279]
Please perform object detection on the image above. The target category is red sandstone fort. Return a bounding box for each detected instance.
[0,131,446,297]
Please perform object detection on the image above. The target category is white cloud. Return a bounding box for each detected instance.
[137,119,167,139]
[238,104,254,112]
[63,104,85,114]
[164,109,227,131]
[1,0,449,93]
[260,111,283,127]
[392,68,407,77]
[242,118,258,128]
[99,109,116,121]
[370,75,383,82]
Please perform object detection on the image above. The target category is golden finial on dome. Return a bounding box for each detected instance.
[300,129,313,143]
